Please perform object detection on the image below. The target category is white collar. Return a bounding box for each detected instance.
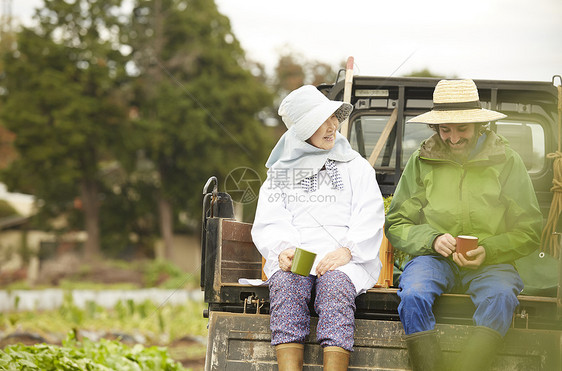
[265,128,359,186]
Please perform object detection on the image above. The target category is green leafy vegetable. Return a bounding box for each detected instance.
[0,332,187,371]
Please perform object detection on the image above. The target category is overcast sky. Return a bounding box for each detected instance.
[10,0,562,82]
[4,0,561,204]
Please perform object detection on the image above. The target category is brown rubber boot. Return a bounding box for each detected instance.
[276,343,304,371]
[323,346,350,371]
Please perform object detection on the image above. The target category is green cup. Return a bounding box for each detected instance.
[291,248,317,276]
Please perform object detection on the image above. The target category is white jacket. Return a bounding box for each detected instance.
[251,156,385,295]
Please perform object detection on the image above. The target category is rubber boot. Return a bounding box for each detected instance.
[323,346,350,371]
[403,330,444,371]
[276,343,304,371]
[455,326,503,371]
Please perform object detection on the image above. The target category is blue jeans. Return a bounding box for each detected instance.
[398,255,523,336]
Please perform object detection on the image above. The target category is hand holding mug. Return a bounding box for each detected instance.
[433,233,456,257]
[453,246,486,269]
[278,248,295,272]
[455,235,478,259]
[290,248,317,276]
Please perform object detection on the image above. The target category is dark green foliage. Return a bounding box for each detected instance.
[0,199,19,218]
[0,0,130,257]
[402,68,454,78]
[127,0,274,223]
[1,1,129,194]
[0,0,275,257]
[98,179,159,257]
[142,258,197,288]
[384,195,411,269]
[0,332,187,370]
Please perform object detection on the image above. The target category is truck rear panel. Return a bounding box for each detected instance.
[205,312,560,370]
[201,75,562,370]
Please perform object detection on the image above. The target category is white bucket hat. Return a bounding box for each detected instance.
[278,85,353,141]
[408,79,506,124]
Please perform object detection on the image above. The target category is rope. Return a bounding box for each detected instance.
[540,84,562,258]
[541,151,562,258]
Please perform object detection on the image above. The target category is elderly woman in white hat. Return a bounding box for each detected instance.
[385,79,542,371]
[251,85,385,370]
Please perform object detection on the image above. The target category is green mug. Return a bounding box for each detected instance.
[291,248,317,276]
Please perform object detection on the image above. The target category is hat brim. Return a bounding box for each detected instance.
[408,108,506,124]
[298,101,352,140]
[334,102,353,124]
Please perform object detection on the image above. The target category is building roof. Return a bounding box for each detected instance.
[0,215,31,230]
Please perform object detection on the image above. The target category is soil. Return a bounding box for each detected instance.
[37,253,146,286]
[169,336,207,370]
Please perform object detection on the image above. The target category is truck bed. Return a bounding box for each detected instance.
[202,217,562,370]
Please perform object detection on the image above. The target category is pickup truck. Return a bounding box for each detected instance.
[200,75,562,370]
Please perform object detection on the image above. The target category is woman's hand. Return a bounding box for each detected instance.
[278,248,296,272]
[433,233,456,257]
[453,246,486,269]
[315,247,352,276]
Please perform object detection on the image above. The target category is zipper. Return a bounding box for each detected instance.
[459,166,467,200]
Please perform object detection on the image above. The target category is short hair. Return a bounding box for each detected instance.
[428,123,488,134]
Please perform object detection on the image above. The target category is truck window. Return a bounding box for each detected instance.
[402,117,434,166]
[350,115,545,173]
[495,120,545,173]
[349,115,397,167]
[348,114,435,168]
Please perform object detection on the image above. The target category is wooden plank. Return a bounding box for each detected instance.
[222,261,262,269]
[375,231,394,288]
[338,56,354,138]
[219,219,265,284]
[221,283,269,288]
[221,268,262,283]
[221,240,261,262]
[261,257,267,281]
[206,312,560,370]
[368,108,398,167]
[222,219,254,243]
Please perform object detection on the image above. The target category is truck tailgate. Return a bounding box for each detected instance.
[205,311,560,370]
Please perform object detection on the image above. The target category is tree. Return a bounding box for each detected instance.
[274,53,306,95]
[402,68,452,78]
[0,22,18,172]
[273,50,338,96]
[268,51,339,129]
[127,0,274,258]
[0,127,16,170]
[0,0,129,259]
[308,60,338,86]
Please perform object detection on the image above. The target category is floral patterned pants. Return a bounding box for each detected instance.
[268,269,356,351]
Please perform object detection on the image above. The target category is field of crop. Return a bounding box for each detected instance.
[0,293,207,370]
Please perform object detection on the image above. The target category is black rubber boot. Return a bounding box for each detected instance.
[455,326,503,371]
[403,330,445,371]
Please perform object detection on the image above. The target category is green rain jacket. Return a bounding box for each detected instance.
[385,130,542,265]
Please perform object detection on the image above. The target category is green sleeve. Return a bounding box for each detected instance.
[479,151,542,264]
[385,153,442,256]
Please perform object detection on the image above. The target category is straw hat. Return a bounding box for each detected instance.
[408,79,506,124]
[278,85,353,141]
